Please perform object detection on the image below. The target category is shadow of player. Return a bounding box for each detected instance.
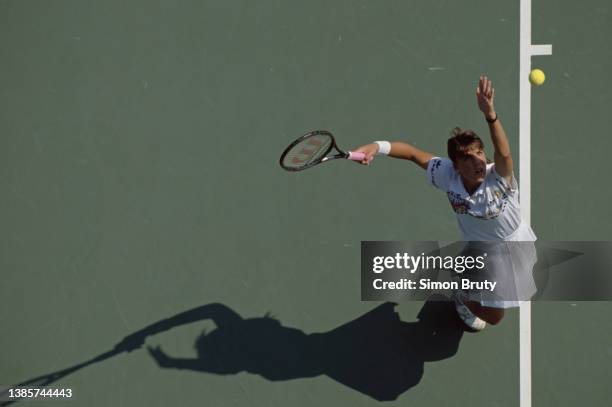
[144,295,465,401]
[0,295,465,405]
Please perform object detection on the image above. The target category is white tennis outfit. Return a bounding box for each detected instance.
[426,157,537,307]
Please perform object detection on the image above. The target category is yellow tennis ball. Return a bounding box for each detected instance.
[529,69,546,86]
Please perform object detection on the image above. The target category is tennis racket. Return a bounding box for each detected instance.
[279,130,366,172]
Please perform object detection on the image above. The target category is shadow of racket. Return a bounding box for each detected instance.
[0,332,147,406]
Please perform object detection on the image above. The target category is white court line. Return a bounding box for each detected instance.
[530,44,553,56]
[519,1,552,407]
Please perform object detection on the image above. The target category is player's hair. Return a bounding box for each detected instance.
[447,127,485,163]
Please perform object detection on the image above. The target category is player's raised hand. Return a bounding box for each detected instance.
[476,76,496,119]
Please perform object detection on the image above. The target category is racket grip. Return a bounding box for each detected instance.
[348,151,366,161]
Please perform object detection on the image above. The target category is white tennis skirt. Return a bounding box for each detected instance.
[459,222,538,309]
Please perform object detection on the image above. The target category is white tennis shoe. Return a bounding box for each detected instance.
[454,296,487,331]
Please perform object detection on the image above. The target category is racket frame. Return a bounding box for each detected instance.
[279,130,352,172]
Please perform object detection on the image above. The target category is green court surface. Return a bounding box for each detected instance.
[1,1,610,406]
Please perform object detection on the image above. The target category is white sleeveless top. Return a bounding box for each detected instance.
[426,157,536,241]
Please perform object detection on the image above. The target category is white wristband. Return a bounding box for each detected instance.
[374,141,391,156]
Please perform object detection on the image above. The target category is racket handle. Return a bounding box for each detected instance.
[347,151,366,161]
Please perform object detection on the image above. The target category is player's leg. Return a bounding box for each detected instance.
[463,301,505,325]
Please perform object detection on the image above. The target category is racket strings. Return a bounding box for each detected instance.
[282,134,332,169]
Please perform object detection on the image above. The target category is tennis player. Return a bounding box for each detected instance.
[353,76,536,331]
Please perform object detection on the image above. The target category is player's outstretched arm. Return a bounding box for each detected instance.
[353,141,433,170]
[477,76,513,180]
[114,303,243,352]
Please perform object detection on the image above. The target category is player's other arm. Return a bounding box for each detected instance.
[354,141,433,170]
[477,76,513,180]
